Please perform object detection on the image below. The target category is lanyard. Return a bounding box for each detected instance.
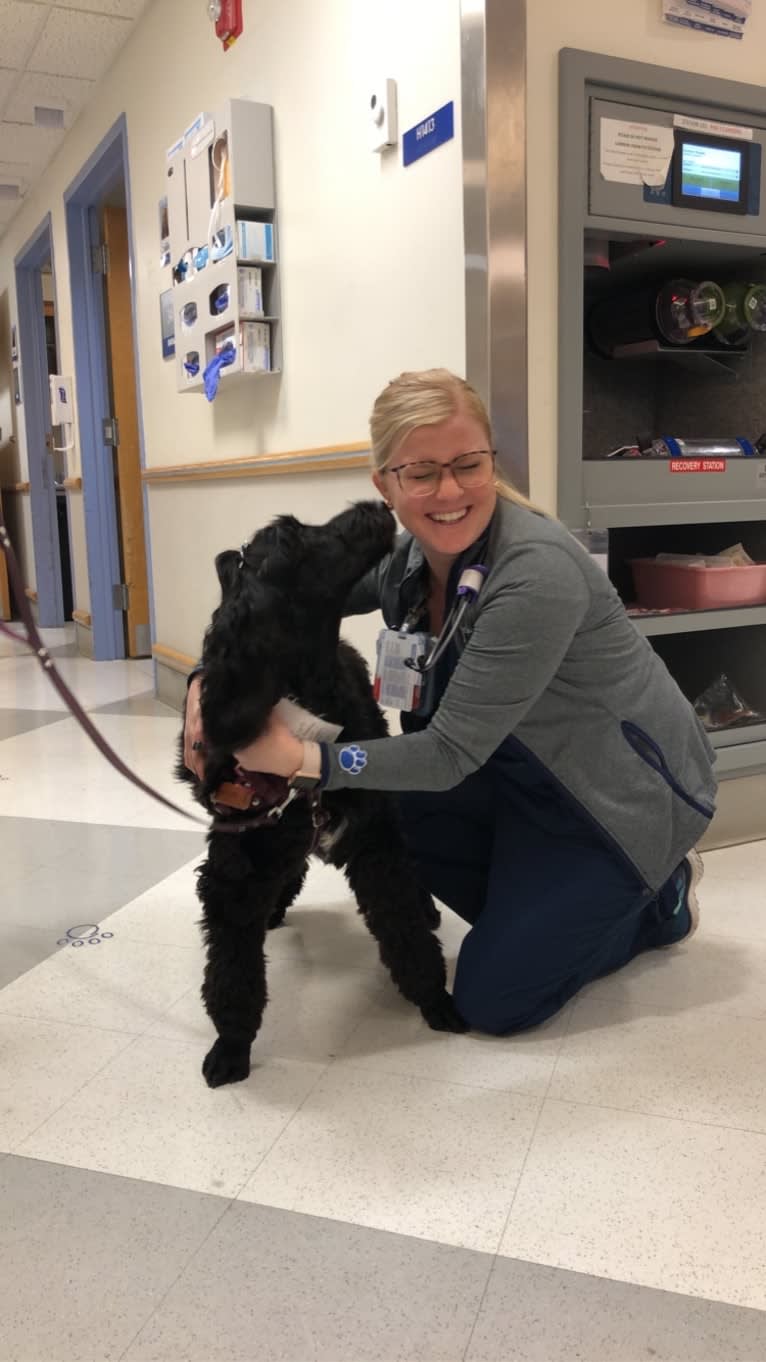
[404,564,487,675]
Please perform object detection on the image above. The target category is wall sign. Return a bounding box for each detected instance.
[670,459,726,472]
[403,101,454,167]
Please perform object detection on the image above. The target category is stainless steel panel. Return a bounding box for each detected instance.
[461,0,528,494]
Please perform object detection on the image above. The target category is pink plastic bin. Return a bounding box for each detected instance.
[630,558,766,611]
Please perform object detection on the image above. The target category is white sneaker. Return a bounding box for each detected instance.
[685,847,704,938]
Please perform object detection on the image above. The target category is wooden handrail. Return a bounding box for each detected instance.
[152,642,196,674]
[142,442,370,484]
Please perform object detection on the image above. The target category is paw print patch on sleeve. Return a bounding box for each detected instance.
[338,744,368,775]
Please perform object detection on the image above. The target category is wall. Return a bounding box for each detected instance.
[526,0,766,510]
[0,0,464,656]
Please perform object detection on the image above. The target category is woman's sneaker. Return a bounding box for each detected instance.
[657,848,703,948]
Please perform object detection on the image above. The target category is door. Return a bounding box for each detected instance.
[100,202,150,657]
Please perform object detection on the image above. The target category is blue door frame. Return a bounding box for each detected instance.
[64,113,154,661]
[14,215,64,627]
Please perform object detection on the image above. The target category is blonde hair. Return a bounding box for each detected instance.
[369,368,539,511]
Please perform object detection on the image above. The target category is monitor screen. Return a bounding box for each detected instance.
[681,140,743,203]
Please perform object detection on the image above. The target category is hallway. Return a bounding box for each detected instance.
[2,627,766,1361]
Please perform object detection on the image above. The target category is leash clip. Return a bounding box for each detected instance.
[265,786,300,820]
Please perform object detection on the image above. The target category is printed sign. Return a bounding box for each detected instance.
[600,118,674,186]
[674,113,753,142]
[403,102,454,167]
[670,459,726,472]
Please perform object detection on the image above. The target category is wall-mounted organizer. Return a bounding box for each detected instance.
[164,98,281,396]
[559,50,766,807]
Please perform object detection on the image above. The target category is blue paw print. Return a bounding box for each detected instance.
[338,744,368,775]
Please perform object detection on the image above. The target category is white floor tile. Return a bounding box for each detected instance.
[581,929,766,1019]
[0,932,197,1033]
[240,1065,540,1252]
[149,956,388,1064]
[0,712,200,829]
[0,624,75,659]
[698,841,766,943]
[20,1034,325,1197]
[336,992,569,1096]
[0,1013,135,1150]
[500,1099,766,1310]
[262,898,394,970]
[0,652,151,710]
[553,995,766,1131]
[102,857,206,949]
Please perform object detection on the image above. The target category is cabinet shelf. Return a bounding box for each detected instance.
[713,727,766,776]
[611,338,748,361]
[631,604,766,636]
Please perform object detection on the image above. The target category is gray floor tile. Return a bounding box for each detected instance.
[0,1154,227,1362]
[124,1201,493,1362]
[91,692,177,718]
[0,923,64,989]
[466,1256,766,1362]
[0,820,204,962]
[0,709,68,739]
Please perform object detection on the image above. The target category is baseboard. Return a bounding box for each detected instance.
[700,772,766,851]
[72,611,94,660]
[154,658,190,711]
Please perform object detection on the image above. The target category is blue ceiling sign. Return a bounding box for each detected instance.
[403,101,455,167]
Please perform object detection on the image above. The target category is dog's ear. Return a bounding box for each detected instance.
[215,549,242,599]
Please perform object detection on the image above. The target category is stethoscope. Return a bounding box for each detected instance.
[403,565,488,675]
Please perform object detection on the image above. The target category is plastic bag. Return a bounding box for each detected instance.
[693,673,765,731]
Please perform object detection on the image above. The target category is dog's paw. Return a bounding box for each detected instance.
[202,1039,251,1088]
[420,991,469,1034]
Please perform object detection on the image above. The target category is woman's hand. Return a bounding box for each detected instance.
[183,674,207,780]
[234,708,304,778]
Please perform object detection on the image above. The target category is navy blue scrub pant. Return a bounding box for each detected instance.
[396,756,689,1035]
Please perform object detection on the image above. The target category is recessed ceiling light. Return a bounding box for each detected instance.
[34,106,65,129]
[0,184,21,200]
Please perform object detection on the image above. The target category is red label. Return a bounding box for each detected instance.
[669,459,726,473]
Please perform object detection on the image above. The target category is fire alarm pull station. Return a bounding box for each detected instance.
[207,0,243,51]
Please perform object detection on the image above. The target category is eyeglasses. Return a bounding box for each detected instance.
[384,449,496,498]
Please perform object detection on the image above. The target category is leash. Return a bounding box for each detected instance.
[0,509,326,841]
[0,510,210,827]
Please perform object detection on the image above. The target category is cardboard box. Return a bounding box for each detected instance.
[235,219,275,263]
[213,321,270,374]
[237,266,264,317]
[240,321,271,373]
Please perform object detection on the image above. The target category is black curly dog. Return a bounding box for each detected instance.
[178,500,467,1088]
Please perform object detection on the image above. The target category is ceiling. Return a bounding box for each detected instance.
[0,0,151,242]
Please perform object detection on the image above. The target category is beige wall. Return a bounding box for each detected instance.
[0,0,464,653]
[527,0,766,509]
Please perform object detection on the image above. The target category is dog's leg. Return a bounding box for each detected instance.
[343,835,468,1034]
[196,835,284,1088]
[267,868,306,929]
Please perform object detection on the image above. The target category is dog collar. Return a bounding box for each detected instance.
[212,766,293,818]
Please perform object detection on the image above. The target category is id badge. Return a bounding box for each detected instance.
[373,629,430,711]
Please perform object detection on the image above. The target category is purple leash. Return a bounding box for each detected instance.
[0,507,208,828]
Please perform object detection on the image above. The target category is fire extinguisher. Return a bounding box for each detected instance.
[208,0,243,51]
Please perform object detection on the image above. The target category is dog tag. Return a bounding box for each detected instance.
[373,629,430,711]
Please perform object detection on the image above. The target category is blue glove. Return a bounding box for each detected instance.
[203,342,236,401]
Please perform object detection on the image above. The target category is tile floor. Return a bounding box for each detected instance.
[1,624,765,1360]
